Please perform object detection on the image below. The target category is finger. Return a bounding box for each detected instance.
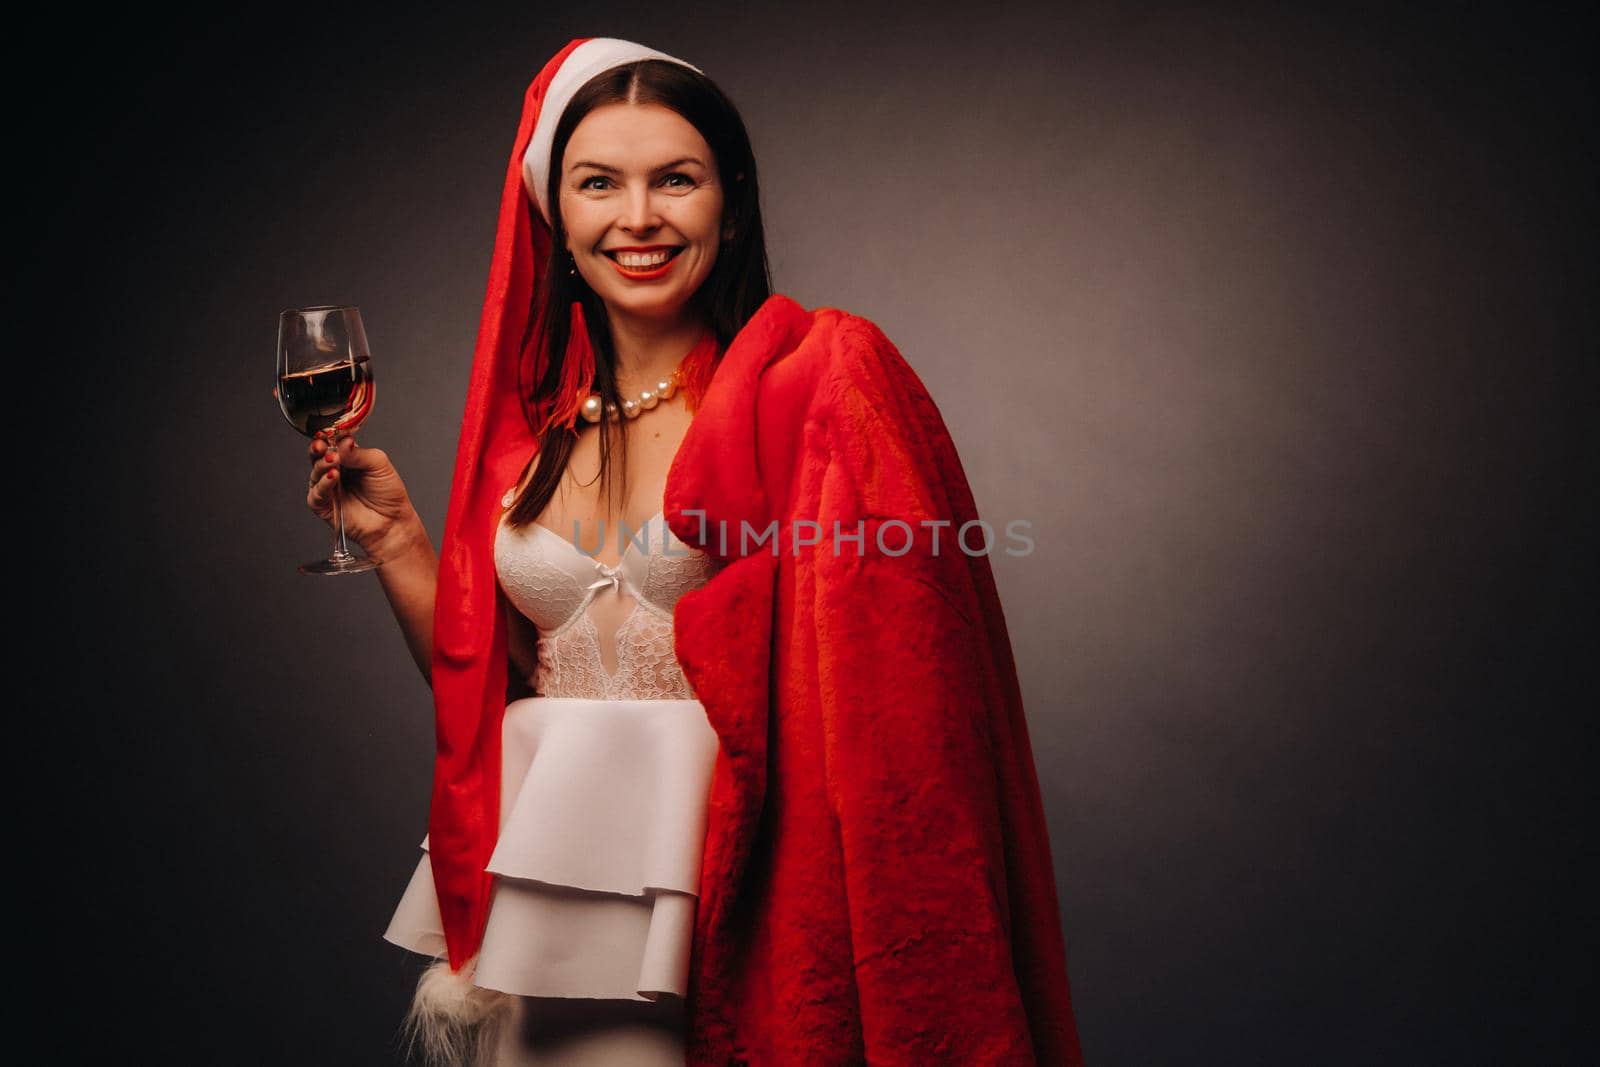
[335,441,377,469]
[348,440,384,464]
[307,466,338,506]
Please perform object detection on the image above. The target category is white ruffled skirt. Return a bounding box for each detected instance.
[383,696,720,1064]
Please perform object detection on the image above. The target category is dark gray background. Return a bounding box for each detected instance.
[19,1,1591,1063]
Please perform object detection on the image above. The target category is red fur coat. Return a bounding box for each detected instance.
[663,292,1086,1065]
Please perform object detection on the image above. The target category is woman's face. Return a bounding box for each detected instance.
[558,102,726,330]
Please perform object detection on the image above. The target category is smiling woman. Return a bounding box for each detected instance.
[307,35,1085,1067]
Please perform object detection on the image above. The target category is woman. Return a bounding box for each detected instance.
[305,37,1086,1066]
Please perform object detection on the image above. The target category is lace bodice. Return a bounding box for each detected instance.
[494,491,717,700]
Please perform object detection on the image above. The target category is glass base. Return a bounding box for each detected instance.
[298,554,379,576]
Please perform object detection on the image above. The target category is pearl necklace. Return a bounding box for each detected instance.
[503,361,689,510]
[580,362,685,424]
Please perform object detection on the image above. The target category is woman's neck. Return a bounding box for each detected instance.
[607,313,706,391]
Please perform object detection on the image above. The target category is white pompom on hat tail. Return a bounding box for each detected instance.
[399,956,515,1067]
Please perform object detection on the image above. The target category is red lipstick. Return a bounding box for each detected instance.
[601,245,684,281]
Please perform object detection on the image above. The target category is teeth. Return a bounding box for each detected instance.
[614,250,675,268]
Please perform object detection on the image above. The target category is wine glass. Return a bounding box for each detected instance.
[276,305,379,575]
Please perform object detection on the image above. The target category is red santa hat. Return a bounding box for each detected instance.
[425,36,715,985]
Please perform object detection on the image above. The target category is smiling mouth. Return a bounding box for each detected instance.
[603,247,685,271]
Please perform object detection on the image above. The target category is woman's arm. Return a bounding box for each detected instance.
[371,516,439,687]
[304,433,440,687]
[374,517,536,700]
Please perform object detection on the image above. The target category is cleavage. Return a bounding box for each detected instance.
[531,508,666,570]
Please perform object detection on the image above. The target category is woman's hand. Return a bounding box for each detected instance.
[305,432,424,561]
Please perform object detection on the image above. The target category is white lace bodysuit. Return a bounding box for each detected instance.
[382,488,724,1014]
[493,489,719,699]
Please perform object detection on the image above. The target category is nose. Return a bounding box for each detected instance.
[618,183,662,234]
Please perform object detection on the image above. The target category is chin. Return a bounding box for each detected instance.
[602,291,694,322]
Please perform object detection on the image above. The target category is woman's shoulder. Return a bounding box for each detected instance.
[765,300,970,538]
[752,294,932,421]
[740,297,953,507]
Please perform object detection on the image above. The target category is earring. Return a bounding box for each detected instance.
[566,252,577,277]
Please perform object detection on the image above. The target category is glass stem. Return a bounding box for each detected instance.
[328,437,357,563]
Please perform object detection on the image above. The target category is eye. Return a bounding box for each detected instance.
[662,172,695,189]
[579,175,612,191]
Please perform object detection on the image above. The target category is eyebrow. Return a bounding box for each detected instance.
[567,156,708,176]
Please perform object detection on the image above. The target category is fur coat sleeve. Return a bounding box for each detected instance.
[666,295,1086,1065]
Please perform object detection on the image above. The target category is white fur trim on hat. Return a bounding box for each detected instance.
[521,38,703,225]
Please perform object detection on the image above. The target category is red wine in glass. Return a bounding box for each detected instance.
[279,355,374,436]
[276,305,379,575]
